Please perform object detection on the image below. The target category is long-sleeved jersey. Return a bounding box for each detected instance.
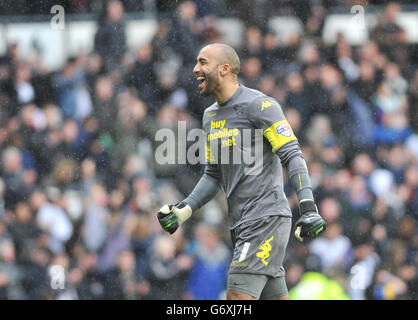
[199,85,304,229]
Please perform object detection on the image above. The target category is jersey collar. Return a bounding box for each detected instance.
[218,84,243,107]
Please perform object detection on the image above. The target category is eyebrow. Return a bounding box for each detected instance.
[197,57,208,63]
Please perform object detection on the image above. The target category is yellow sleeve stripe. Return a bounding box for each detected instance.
[263,120,297,152]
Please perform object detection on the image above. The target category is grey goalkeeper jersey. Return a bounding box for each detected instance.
[202,85,303,229]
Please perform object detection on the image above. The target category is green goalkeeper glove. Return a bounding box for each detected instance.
[157,202,192,234]
[295,199,326,242]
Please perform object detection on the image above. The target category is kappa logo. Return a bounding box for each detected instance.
[276,122,292,138]
[256,236,274,267]
[261,100,274,111]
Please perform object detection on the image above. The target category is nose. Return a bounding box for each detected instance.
[193,63,200,74]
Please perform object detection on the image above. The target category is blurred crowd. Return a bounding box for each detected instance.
[0,0,417,300]
[1,0,418,16]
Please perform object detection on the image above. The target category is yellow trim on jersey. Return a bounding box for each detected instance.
[263,120,296,152]
[205,142,215,163]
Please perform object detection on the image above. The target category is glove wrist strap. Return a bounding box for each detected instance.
[299,199,316,214]
[175,202,192,225]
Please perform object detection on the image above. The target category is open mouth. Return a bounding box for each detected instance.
[197,76,206,89]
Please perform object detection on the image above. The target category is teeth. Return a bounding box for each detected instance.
[197,77,205,81]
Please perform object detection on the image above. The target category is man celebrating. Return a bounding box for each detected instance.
[157,43,326,300]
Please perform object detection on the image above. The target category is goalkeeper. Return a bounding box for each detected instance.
[158,43,326,300]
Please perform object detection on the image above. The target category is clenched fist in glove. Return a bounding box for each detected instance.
[157,202,192,234]
[294,199,326,242]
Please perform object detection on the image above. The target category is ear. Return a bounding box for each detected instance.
[219,63,231,77]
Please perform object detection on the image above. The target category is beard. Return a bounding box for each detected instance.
[199,69,219,96]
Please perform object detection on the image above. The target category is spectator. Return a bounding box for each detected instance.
[261,29,280,71]
[370,2,408,62]
[50,253,79,300]
[335,34,359,82]
[166,0,202,64]
[21,245,51,299]
[102,249,138,300]
[82,183,109,254]
[373,81,411,145]
[241,25,264,59]
[8,202,42,264]
[1,146,34,209]
[125,44,157,107]
[94,0,127,66]
[69,250,104,300]
[240,56,263,89]
[96,206,135,273]
[285,72,312,131]
[54,58,91,120]
[309,221,352,272]
[92,75,117,136]
[352,60,378,104]
[0,239,25,299]
[14,64,34,106]
[146,234,192,299]
[29,190,73,254]
[131,213,155,280]
[348,241,381,300]
[187,223,230,300]
[368,268,408,300]
[289,271,349,300]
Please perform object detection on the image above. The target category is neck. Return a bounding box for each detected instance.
[214,80,240,105]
